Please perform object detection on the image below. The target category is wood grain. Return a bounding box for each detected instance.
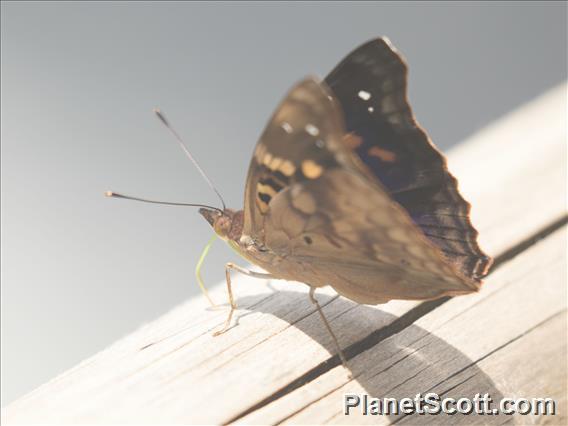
[241,228,566,425]
[3,83,566,425]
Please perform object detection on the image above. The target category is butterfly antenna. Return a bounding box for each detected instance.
[105,191,224,214]
[153,108,226,211]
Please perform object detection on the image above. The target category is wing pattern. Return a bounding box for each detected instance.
[241,78,483,304]
[325,38,492,281]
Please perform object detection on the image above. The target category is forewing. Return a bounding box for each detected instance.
[242,78,479,304]
[242,77,346,241]
[325,38,492,281]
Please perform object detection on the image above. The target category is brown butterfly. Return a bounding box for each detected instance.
[109,37,491,366]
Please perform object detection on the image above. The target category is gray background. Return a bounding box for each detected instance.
[1,1,566,406]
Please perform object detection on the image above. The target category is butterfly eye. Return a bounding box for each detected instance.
[303,236,313,245]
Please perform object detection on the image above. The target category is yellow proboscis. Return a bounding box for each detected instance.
[195,234,218,307]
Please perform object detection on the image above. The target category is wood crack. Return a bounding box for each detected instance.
[204,295,341,374]
[389,309,566,425]
[489,214,567,271]
[424,309,566,398]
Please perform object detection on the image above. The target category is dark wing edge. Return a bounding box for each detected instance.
[325,37,493,282]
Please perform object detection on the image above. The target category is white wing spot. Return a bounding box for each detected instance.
[358,90,371,101]
[305,124,319,136]
[281,122,293,134]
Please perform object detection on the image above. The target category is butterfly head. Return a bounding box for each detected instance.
[199,208,244,242]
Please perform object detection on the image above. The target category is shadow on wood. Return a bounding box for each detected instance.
[224,290,507,424]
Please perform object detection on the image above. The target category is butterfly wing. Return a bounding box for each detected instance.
[242,78,481,304]
[325,38,492,281]
[242,77,346,242]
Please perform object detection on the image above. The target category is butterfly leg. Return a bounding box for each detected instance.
[308,287,351,376]
[213,262,275,336]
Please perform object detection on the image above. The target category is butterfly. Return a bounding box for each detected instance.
[199,37,491,327]
[109,37,492,365]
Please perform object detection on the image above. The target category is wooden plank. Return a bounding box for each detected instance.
[3,83,566,424]
[447,83,566,256]
[239,227,566,425]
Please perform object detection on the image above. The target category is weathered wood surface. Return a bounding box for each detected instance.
[240,228,567,425]
[3,83,566,425]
